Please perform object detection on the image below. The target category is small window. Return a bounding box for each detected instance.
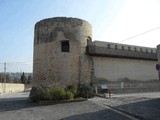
[61,41,69,52]
[122,46,124,50]
[115,45,118,49]
[134,47,137,52]
[128,47,131,51]
[107,44,111,49]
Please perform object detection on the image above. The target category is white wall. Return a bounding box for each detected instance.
[93,57,158,81]
[0,83,24,94]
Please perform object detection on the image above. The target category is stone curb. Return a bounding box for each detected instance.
[106,104,146,120]
[38,98,87,105]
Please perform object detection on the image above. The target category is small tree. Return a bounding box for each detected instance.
[21,72,27,84]
[27,75,32,84]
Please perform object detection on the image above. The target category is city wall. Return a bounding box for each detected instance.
[87,41,157,60]
[32,17,160,93]
[93,56,158,81]
[87,41,158,82]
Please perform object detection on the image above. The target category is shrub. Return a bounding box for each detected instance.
[29,84,94,102]
[77,84,95,98]
[29,86,66,102]
[29,85,47,102]
[41,88,52,101]
[51,87,66,101]
[65,91,74,100]
[65,85,77,97]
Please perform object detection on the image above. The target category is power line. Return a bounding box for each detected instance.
[0,61,32,73]
[8,61,33,63]
[0,60,33,64]
[117,27,160,43]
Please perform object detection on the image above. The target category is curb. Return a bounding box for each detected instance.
[38,98,87,105]
[106,104,146,120]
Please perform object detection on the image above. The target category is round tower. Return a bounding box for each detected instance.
[33,17,93,87]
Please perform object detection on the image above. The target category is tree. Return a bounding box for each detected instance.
[0,73,4,83]
[0,73,11,83]
[21,72,27,84]
[27,75,32,84]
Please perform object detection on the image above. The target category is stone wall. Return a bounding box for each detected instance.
[33,17,93,87]
[92,56,158,82]
[33,17,160,89]
[87,41,157,60]
[0,83,25,94]
[87,41,159,83]
[96,80,160,94]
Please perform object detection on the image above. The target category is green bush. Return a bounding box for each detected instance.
[65,85,77,98]
[29,84,94,102]
[29,85,47,102]
[77,84,95,98]
[42,88,52,101]
[51,87,66,101]
[65,91,74,100]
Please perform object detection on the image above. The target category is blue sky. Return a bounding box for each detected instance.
[0,0,160,72]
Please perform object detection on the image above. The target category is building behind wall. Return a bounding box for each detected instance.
[32,17,160,92]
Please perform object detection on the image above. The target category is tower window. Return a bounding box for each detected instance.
[128,47,131,51]
[107,44,110,49]
[134,47,137,52]
[61,41,69,52]
[115,45,118,49]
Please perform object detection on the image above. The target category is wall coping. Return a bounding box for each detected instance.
[87,41,157,60]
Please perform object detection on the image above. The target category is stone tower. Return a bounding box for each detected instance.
[33,17,93,87]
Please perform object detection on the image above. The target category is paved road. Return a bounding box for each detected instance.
[0,92,132,120]
[0,92,159,120]
[91,92,160,120]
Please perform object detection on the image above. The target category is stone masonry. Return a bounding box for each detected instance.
[33,17,93,87]
[33,17,160,88]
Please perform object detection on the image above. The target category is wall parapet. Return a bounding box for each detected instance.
[87,41,157,60]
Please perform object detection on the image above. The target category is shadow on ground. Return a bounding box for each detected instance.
[115,98,160,120]
[61,98,160,120]
[0,97,37,112]
[61,109,130,120]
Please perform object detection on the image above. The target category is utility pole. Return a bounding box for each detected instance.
[3,62,6,93]
[4,62,6,84]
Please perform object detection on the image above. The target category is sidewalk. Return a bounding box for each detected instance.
[0,91,29,99]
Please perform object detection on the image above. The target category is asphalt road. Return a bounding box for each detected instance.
[91,92,160,120]
[0,92,132,120]
[0,92,159,120]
